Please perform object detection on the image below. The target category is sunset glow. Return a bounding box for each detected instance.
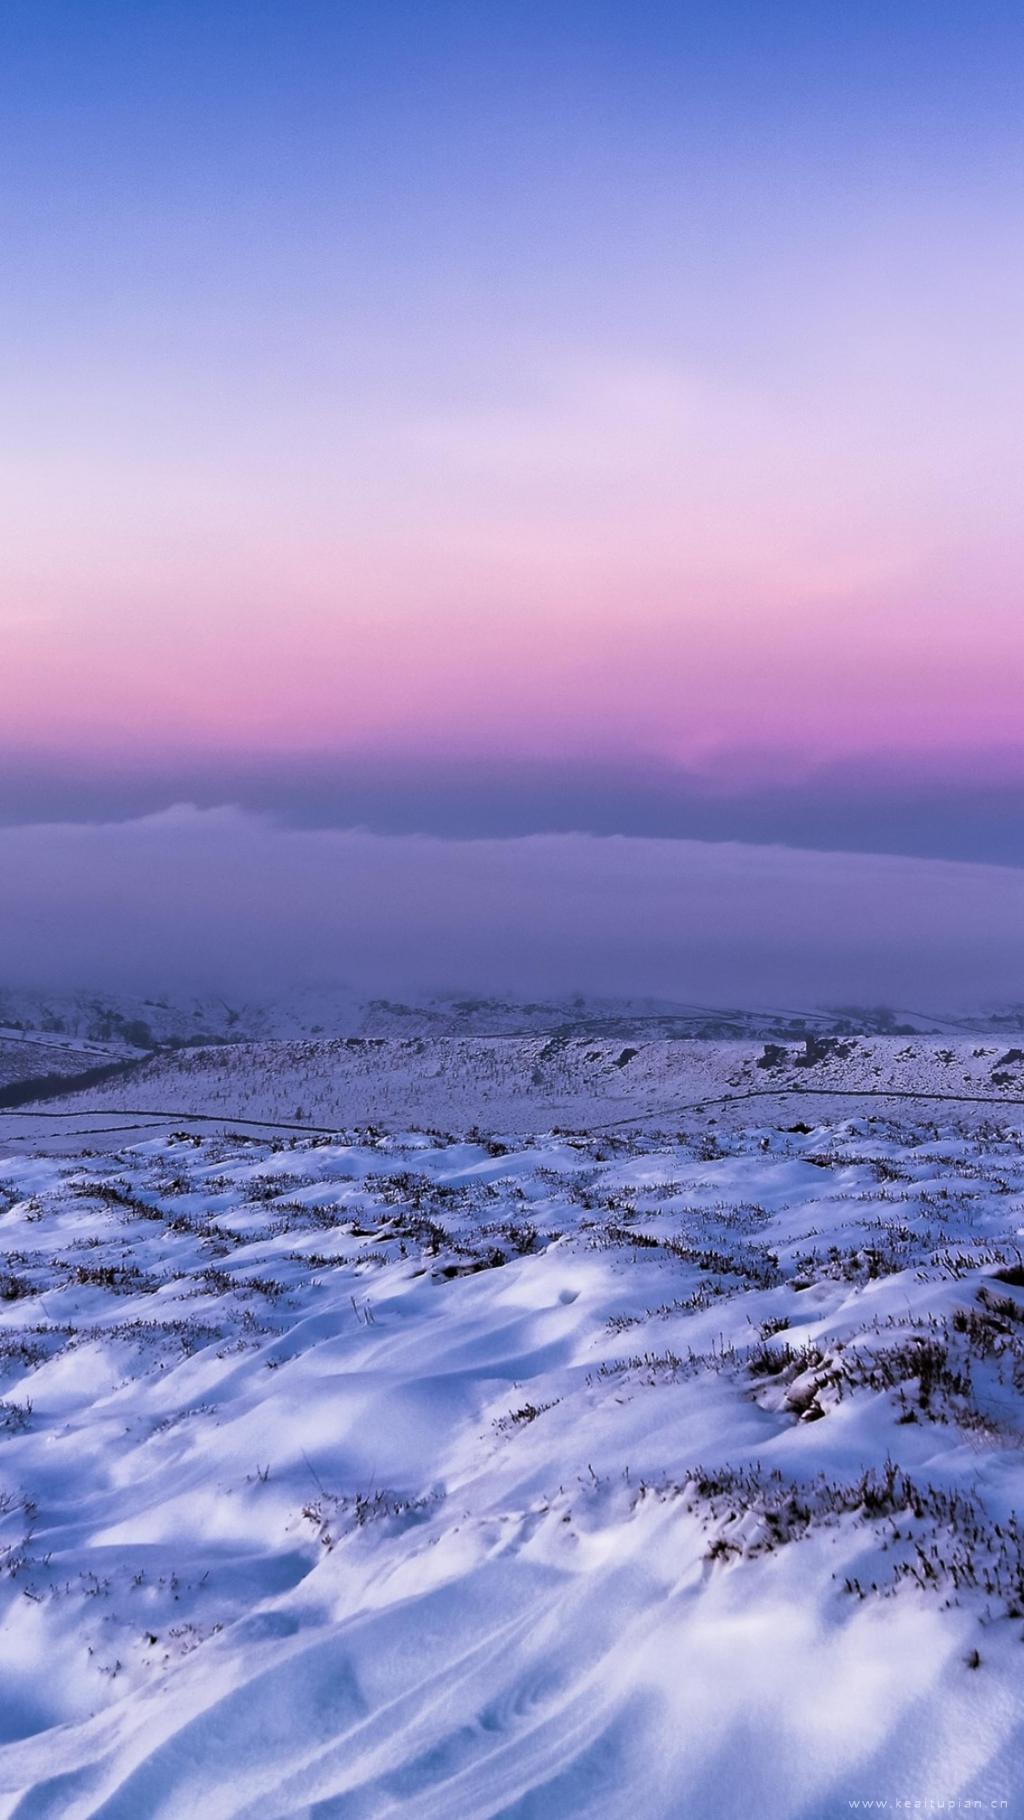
[3,2,1022,802]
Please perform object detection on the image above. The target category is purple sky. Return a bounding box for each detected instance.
[2,3,1021,1000]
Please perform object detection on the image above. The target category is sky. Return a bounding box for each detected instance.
[2,2,1022,1000]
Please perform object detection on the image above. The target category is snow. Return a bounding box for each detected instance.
[3,985,1022,1052]
[22,1031,1024,1138]
[1,1093,1023,1814]
[0,1033,130,1096]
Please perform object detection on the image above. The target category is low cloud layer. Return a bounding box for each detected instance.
[4,750,1024,867]
[2,806,1022,1009]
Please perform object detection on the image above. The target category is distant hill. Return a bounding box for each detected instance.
[16,1029,1024,1136]
[3,984,1023,1052]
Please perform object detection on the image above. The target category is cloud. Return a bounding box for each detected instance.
[1,806,1021,1007]
[4,748,1024,866]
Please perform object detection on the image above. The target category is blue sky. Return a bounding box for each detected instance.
[2,2,1022,994]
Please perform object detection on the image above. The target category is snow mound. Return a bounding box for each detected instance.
[1,1111,1023,1814]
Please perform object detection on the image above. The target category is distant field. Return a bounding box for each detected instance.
[0,1031,129,1094]
[19,1031,1024,1136]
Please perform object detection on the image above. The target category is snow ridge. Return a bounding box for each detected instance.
[1,1107,1023,1814]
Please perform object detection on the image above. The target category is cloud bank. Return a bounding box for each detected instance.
[4,749,1024,867]
[2,807,1022,1008]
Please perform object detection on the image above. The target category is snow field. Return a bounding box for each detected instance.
[0,1115,1023,1815]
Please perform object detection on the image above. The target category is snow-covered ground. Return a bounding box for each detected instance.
[4,984,1023,1050]
[27,1032,1024,1136]
[0,1033,132,1097]
[2,1098,1024,1815]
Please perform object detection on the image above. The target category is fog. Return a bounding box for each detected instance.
[5,750,1024,867]
[0,805,1020,1009]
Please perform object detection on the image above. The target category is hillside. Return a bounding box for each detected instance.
[15,1032,1024,1138]
[4,985,1022,1052]
[0,1030,131,1095]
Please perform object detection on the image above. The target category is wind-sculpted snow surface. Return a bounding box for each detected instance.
[1,1115,1024,1815]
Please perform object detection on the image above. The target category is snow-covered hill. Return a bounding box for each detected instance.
[0,1030,132,1095]
[1,1109,1023,1814]
[4,984,1022,1051]
[0,990,246,1050]
[21,1031,1024,1137]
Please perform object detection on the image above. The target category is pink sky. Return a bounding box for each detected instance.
[2,1,1023,997]
[5,347,1023,768]
[4,5,1022,795]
